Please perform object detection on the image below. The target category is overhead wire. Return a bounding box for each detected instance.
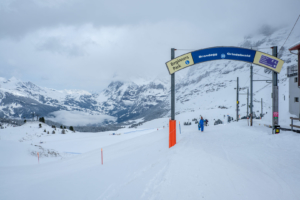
[176,46,294,52]
[175,49,198,51]
[239,63,252,89]
[279,14,300,54]
[253,72,271,79]
[240,76,250,89]
[254,83,272,94]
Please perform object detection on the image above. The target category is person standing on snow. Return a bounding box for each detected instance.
[199,117,204,132]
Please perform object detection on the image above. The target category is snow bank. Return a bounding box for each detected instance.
[1,116,300,200]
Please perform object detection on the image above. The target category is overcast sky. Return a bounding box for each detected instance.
[0,0,299,91]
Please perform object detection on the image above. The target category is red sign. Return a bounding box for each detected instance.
[273,112,279,117]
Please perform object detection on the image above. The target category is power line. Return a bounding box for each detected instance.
[254,83,271,94]
[241,76,249,88]
[253,72,270,79]
[177,47,276,50]
[175,49,198,51]
[240,64,252,88]
[255,47,274,49]
[176,46,295,52]
[279,14,300,54]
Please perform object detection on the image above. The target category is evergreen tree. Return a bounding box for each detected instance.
[69,126,74,131]
[39,117,45,123]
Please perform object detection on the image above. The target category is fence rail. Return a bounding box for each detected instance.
[290,117,300,131]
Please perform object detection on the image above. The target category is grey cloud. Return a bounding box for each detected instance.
[257,24,282,37]
[1,0,300,39]
[0,0,300,92]
[0,0,164,38]
[36,37,86,57]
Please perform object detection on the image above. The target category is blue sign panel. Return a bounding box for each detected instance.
[191,47,256,64]
[258,55,279,69]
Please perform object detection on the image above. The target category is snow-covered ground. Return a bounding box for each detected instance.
[1,113,300,200]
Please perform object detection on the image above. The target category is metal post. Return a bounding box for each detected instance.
[261,98,263,118]
[236,77,239,121]
[298,51,300,88]
[250,64,253,126]
[247,88,249,117]
[171,48,175,120]
[298,51,300,118]
[272,46,279,134]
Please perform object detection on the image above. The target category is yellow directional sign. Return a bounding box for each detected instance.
[253,51,284,73]
[166,53,194,74]
[237,101,239,104]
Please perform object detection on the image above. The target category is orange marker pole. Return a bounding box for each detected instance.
[101,148,103,165]
[169,120,176,148]
[37,152,39,163]
[173,121,176,146]
[169,120,171,148]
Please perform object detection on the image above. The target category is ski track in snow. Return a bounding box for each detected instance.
[1,119,300,200]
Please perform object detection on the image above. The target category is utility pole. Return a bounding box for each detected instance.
[31,112,35,121]
[236,77,239,121]
[247,88,249,117]
[261,98,263,118]
[272,46,279,134]
[169,48,177,148]
[171,48,175,120]
[250,64,253,126]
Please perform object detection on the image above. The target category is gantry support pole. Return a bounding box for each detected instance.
[250,65,253,126]
[169,48,176,148]
[272,46,279,134]
[171,48,175,120]
[236,77,239,121]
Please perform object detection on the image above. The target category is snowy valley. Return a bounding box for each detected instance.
[1,25,300,200]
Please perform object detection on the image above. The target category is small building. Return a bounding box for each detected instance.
[288,42,300,118]
[288,65,299,117]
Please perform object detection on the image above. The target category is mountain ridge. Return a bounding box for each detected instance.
[0,26,298,126]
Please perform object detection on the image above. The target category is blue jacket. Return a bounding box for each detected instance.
[199,119,204,126]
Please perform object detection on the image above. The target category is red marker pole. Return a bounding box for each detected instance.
[37,152,39,164]
[101,148,103,165]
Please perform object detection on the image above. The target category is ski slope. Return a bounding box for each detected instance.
[1,118,300,200]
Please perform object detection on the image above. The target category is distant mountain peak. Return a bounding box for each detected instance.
[0,26,298,125]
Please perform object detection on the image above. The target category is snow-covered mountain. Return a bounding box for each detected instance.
[0,26,299,125]
[0,76,170,124]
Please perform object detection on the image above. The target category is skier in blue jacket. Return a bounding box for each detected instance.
[199,117,204,132]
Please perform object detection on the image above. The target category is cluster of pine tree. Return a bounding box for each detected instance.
[39,117,45,123]
[69,126,74,131]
